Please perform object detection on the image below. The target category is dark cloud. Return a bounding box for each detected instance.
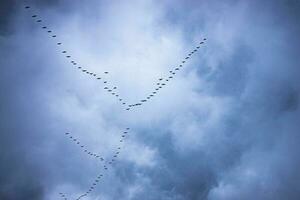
[0,0,300,200]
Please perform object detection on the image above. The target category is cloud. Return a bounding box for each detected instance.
[0,0,300,200]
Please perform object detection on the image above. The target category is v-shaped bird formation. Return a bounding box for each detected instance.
[24,3,207,200]
[62,128,130,200]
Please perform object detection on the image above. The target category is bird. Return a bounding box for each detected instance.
[32,15,37,18]
[37,20,42,23]
[62,51,67,53]
[52,35,57,38]
[42,26,47,29]
[25,6,30,9]
[57,42,62,45]
[104,72,109,74]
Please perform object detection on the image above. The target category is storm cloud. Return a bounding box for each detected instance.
[0,0,300,199]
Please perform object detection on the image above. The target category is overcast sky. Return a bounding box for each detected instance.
[1,0,300,199]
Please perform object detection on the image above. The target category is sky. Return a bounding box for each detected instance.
[0,0,300,199]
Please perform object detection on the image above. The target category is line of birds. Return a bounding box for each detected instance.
[24,5,130,110]
[126,38,206,110]
[24,3,207,200]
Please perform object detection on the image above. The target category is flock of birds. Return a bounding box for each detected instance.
[24,3,207,200]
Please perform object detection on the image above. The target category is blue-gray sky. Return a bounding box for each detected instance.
[1,0,300,199]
